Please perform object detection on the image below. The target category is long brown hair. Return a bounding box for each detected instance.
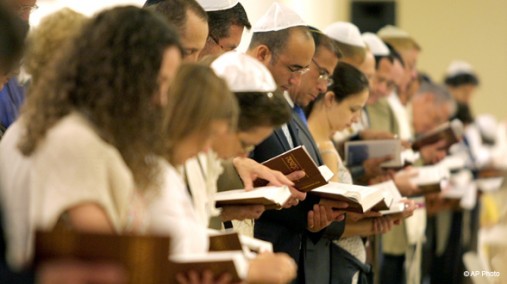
[18,6,182,191]
[163,63,238,165]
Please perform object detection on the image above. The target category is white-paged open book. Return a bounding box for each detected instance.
[369,180,407,215]
[214,186,292,210]
[310,182,390,213]
[207,229,273,260]
[409,164,450,193]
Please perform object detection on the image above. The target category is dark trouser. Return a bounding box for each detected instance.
[380,254,405,284]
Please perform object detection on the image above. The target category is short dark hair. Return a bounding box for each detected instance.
[145,0,207,32]
[374,42,404,70]
[208,3,251,40]
[309,27,342,59]
[0,1,27,72]
[445,73,479,87]
[249,26,311,57]
[235,91,291,131]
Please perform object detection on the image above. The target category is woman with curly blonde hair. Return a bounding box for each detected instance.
[24,8,88,84]
[0,6,182,269]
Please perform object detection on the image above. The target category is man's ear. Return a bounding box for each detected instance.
[252,44,272,65]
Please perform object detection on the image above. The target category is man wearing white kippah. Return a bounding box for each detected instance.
[247,3,348,283]
[444,60,480,106]
[197,0,251,58]
[324,22,367,68]
[145,0,209,62]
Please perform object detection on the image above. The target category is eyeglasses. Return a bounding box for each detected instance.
[18,4,38,13]
[286,64,310,76]
[312,59,333,87]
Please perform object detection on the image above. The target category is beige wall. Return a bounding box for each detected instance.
[398,0,507,120]
[241,0,507,120]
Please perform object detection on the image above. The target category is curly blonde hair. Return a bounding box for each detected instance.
[24,8,87,83]
[18,6,182,191]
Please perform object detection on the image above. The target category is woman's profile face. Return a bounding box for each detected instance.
[212,125,274,160]
[172,120,230,166]
[329,89,368,132]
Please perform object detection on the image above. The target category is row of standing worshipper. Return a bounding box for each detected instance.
[324,16,507,284]
[0,0,436,284]
[2,0,506,284]
[0,2,303,284]
[213,3,418,284]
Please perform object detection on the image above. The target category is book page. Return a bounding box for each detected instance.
[312,182,386,213]
[345,140,402,167]
[214,186,291,208]
[410,165,450,186]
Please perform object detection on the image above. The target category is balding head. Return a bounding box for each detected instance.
[248,26,315,92]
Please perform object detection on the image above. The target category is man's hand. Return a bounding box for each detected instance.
[307,200,348,232]
[394,167,422,196]
[419,139,447,165]
[363,155,393,179]
[232,157,306,207]
[247,253,297,284]
[279,171,307,208]
[372,216,395,234]
[219,205,265,222]
[232,157,294,190]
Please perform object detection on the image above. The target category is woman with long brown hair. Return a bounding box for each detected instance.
[0,6,182,269]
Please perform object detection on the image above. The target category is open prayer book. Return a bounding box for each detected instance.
[169,251,248,283]
[310,182,390,213]
[214,186,291,210]
[207,230,273,259]
[412,119,464,151]
[409,165,450,193]
[370,180,408,215]
[254,146,334,192]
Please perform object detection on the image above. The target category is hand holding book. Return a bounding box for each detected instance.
[232,157,295,190]
[307,203,346,233]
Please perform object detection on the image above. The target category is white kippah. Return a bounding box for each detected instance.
[362,32,389,56]
[196,0,239,12]
[251,2,307,33]
[377,25,411,39]
[323,22,365,48]
[211,51,277,93]
[475,114,498,142]
[446,60,475,78]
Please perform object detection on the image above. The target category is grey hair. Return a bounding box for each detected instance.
[416,82,457,117]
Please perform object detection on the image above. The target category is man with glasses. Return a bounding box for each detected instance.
[288,28,340,124]
[197,0,251,58]
[248,4,348,283]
